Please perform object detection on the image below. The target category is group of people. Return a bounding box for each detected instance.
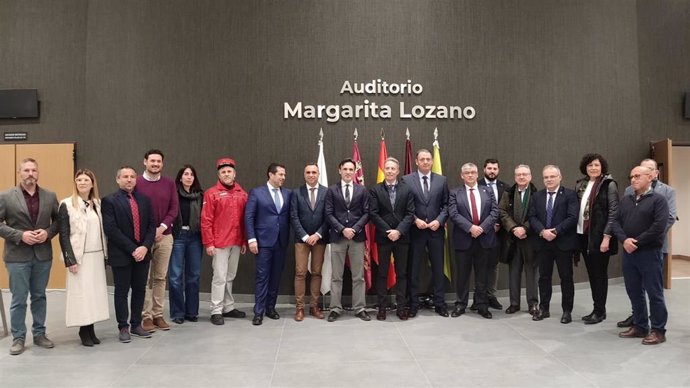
[0,149,675,356]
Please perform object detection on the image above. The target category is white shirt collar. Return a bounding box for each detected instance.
[142,171,161,182]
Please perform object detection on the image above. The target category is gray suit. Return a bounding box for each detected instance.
[0,185,59,341]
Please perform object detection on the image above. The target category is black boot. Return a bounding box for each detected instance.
[79,326,94,347]
[88,324,101,345]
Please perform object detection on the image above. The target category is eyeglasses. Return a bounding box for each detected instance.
[629,174,650,180]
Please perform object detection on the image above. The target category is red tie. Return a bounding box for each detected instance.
[469,188,480,225]
[128,193,141,242]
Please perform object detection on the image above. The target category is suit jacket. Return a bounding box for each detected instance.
[325,182,369,243]
[0,185,59,263]
[101,189,156,267]
[528,186,579,252]
[290,184,328,244]
[402,172,449,235]
[368,181,415,244]
[448,184,499,250]
[244,185,292,248]
[478,177,507,205]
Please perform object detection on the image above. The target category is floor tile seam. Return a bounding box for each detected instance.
[268,318,287,387]
[394,322,433,388]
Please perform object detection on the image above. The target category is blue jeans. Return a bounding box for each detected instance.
[6,258,52,340]
[622,248,668,333]
[168,230,202,319]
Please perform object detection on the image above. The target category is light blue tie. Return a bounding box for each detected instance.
[273,188,281,212]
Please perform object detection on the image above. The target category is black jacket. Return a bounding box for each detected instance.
[575,175,619,256]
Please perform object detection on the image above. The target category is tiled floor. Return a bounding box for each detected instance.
[1,279,689,387]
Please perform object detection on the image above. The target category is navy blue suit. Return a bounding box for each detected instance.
[528,186,578,313]
[245,185,292,316]
[448,185,499,309]
[102,189,156,329]
[402,171,449,310]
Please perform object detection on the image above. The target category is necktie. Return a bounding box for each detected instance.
[127,193,140,242]
[546,192,555,228]
[422,176,430,199]
[388,184,396,207]
[469,188,480,225]
[309,187,316,210]
[344,184,351,206]
[488,181,498,203]
[273,188,281,212]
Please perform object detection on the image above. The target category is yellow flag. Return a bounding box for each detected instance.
[432,138,452,281]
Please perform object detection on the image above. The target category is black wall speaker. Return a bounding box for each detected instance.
[0,89,39,119]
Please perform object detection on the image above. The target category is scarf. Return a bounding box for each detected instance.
[178,186,203,233]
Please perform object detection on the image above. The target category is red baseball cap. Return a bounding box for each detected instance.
[216,158,236,170]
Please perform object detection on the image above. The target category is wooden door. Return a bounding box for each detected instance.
[651,138,673,289]
[0,144,75,289]
[0,145,19,291]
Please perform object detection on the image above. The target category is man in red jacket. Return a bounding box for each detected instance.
[201,158,248,325]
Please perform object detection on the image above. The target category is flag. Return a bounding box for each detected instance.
[317,129,333,295]
[404,128,413,175]
[431,128,453,281]
[352,128,373,290]
[374,132,397,289]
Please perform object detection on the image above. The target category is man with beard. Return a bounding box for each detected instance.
[475,158,507,311]
[136,149,179,332]
[0,158,59,355]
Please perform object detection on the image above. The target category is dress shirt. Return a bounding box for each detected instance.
[485,178,499,203]
[465,184,481,220]
[418,171,431,192]
[545,186,559,211]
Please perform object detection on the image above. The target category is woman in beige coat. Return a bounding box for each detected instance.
[58,169,109,346]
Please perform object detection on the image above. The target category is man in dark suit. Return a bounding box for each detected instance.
[325,158,370,322]
[476,158,507,310]
[289,163,328,321]
[0,158,59,355]
[448,163,499,319]
[402,149,449,317]
[498,164,539,316]
[101,166,156,342]
[369,157,415,321]
[245,163,292,326]
[528,165,578,324]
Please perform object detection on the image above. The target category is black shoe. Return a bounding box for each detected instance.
[451,306,466,318]
[560,312,572,324]
[408,308,418,318]
[265,309,280,320]
[478,309,492,319]
[488,297,503,310]
[617,314,634,328]
[172,318,184,324]
[583,312,606,325]
[185,316,198,322]
[87,324,101,345]
[376,308,386,321]
[356,310,371,321]
[505,305,520,314]
[469,302,478,311]
[79,327,94,347]
[210,314,224,325]
[252,315,263,326]
[222,309,246,319]
[532,310,550,321]
[327,311,339,322]
[435,306,449,317]
[581,311,594,321]
[528,305,539,317]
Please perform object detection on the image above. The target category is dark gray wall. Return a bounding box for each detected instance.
[1,0,688,295]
